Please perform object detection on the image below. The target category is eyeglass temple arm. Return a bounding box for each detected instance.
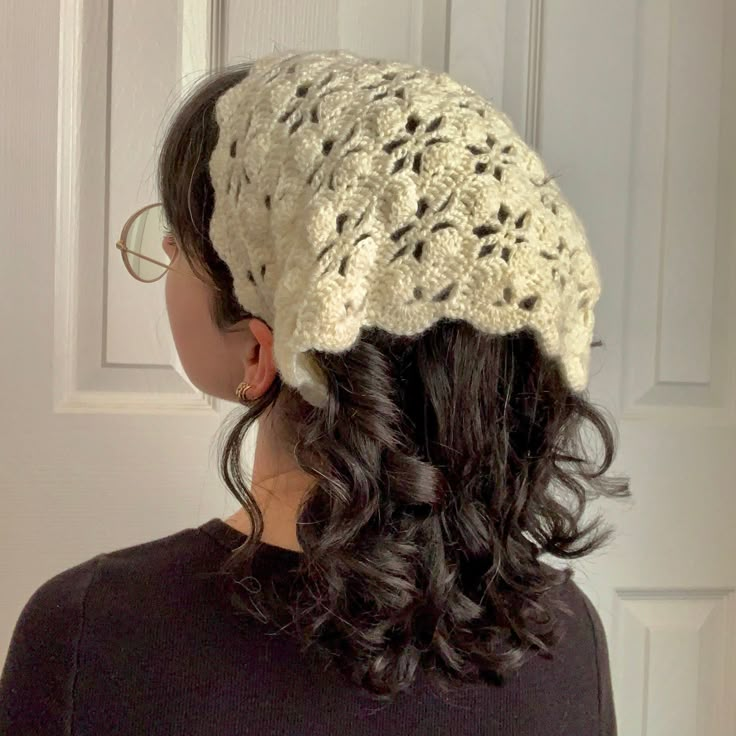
[115,240,171,270]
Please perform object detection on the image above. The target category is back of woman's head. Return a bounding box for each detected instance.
[157,55,629,700]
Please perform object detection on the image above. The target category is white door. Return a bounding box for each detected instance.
[496,4,736,735]
[1,2,734,734]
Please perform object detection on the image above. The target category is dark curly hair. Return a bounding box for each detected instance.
[157,62,630,701]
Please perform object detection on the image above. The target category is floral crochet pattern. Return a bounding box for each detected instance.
[209,50,601,408]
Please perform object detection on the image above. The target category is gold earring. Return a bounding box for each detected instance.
[236,382,252,404]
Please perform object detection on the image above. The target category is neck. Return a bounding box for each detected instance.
[225,407,315,552]
[225,468,308,551]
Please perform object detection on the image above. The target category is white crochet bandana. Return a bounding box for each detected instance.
[208,50,601,408]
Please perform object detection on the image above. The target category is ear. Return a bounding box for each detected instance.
[243,318,277,397]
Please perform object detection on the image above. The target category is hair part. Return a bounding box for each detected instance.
[157,65,630,701]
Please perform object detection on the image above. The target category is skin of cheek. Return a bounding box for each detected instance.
[162,247,314,548]
[164,256,249,400]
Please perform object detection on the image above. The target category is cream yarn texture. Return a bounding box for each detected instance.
[208,50,601,408]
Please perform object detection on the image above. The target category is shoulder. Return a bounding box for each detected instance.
[9,553,102,629]
[0,553,103,733]
[3,551,105,668]
[554,572,614,672]
[13,525,212,615]
[546,568,618,735]
[554,571,609,636]
[22,525,224,623]
[7,525,207,621]
[0,525,219,733]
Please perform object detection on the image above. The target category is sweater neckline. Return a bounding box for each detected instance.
[197,517,303,564]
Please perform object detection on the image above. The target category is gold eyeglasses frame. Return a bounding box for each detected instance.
[116,202,180,283]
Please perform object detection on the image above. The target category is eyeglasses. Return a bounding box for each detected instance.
[116,202,179,283]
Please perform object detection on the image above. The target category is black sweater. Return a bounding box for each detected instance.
[0,518,617,735]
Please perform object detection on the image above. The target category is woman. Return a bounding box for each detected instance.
[0,50,629,734]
